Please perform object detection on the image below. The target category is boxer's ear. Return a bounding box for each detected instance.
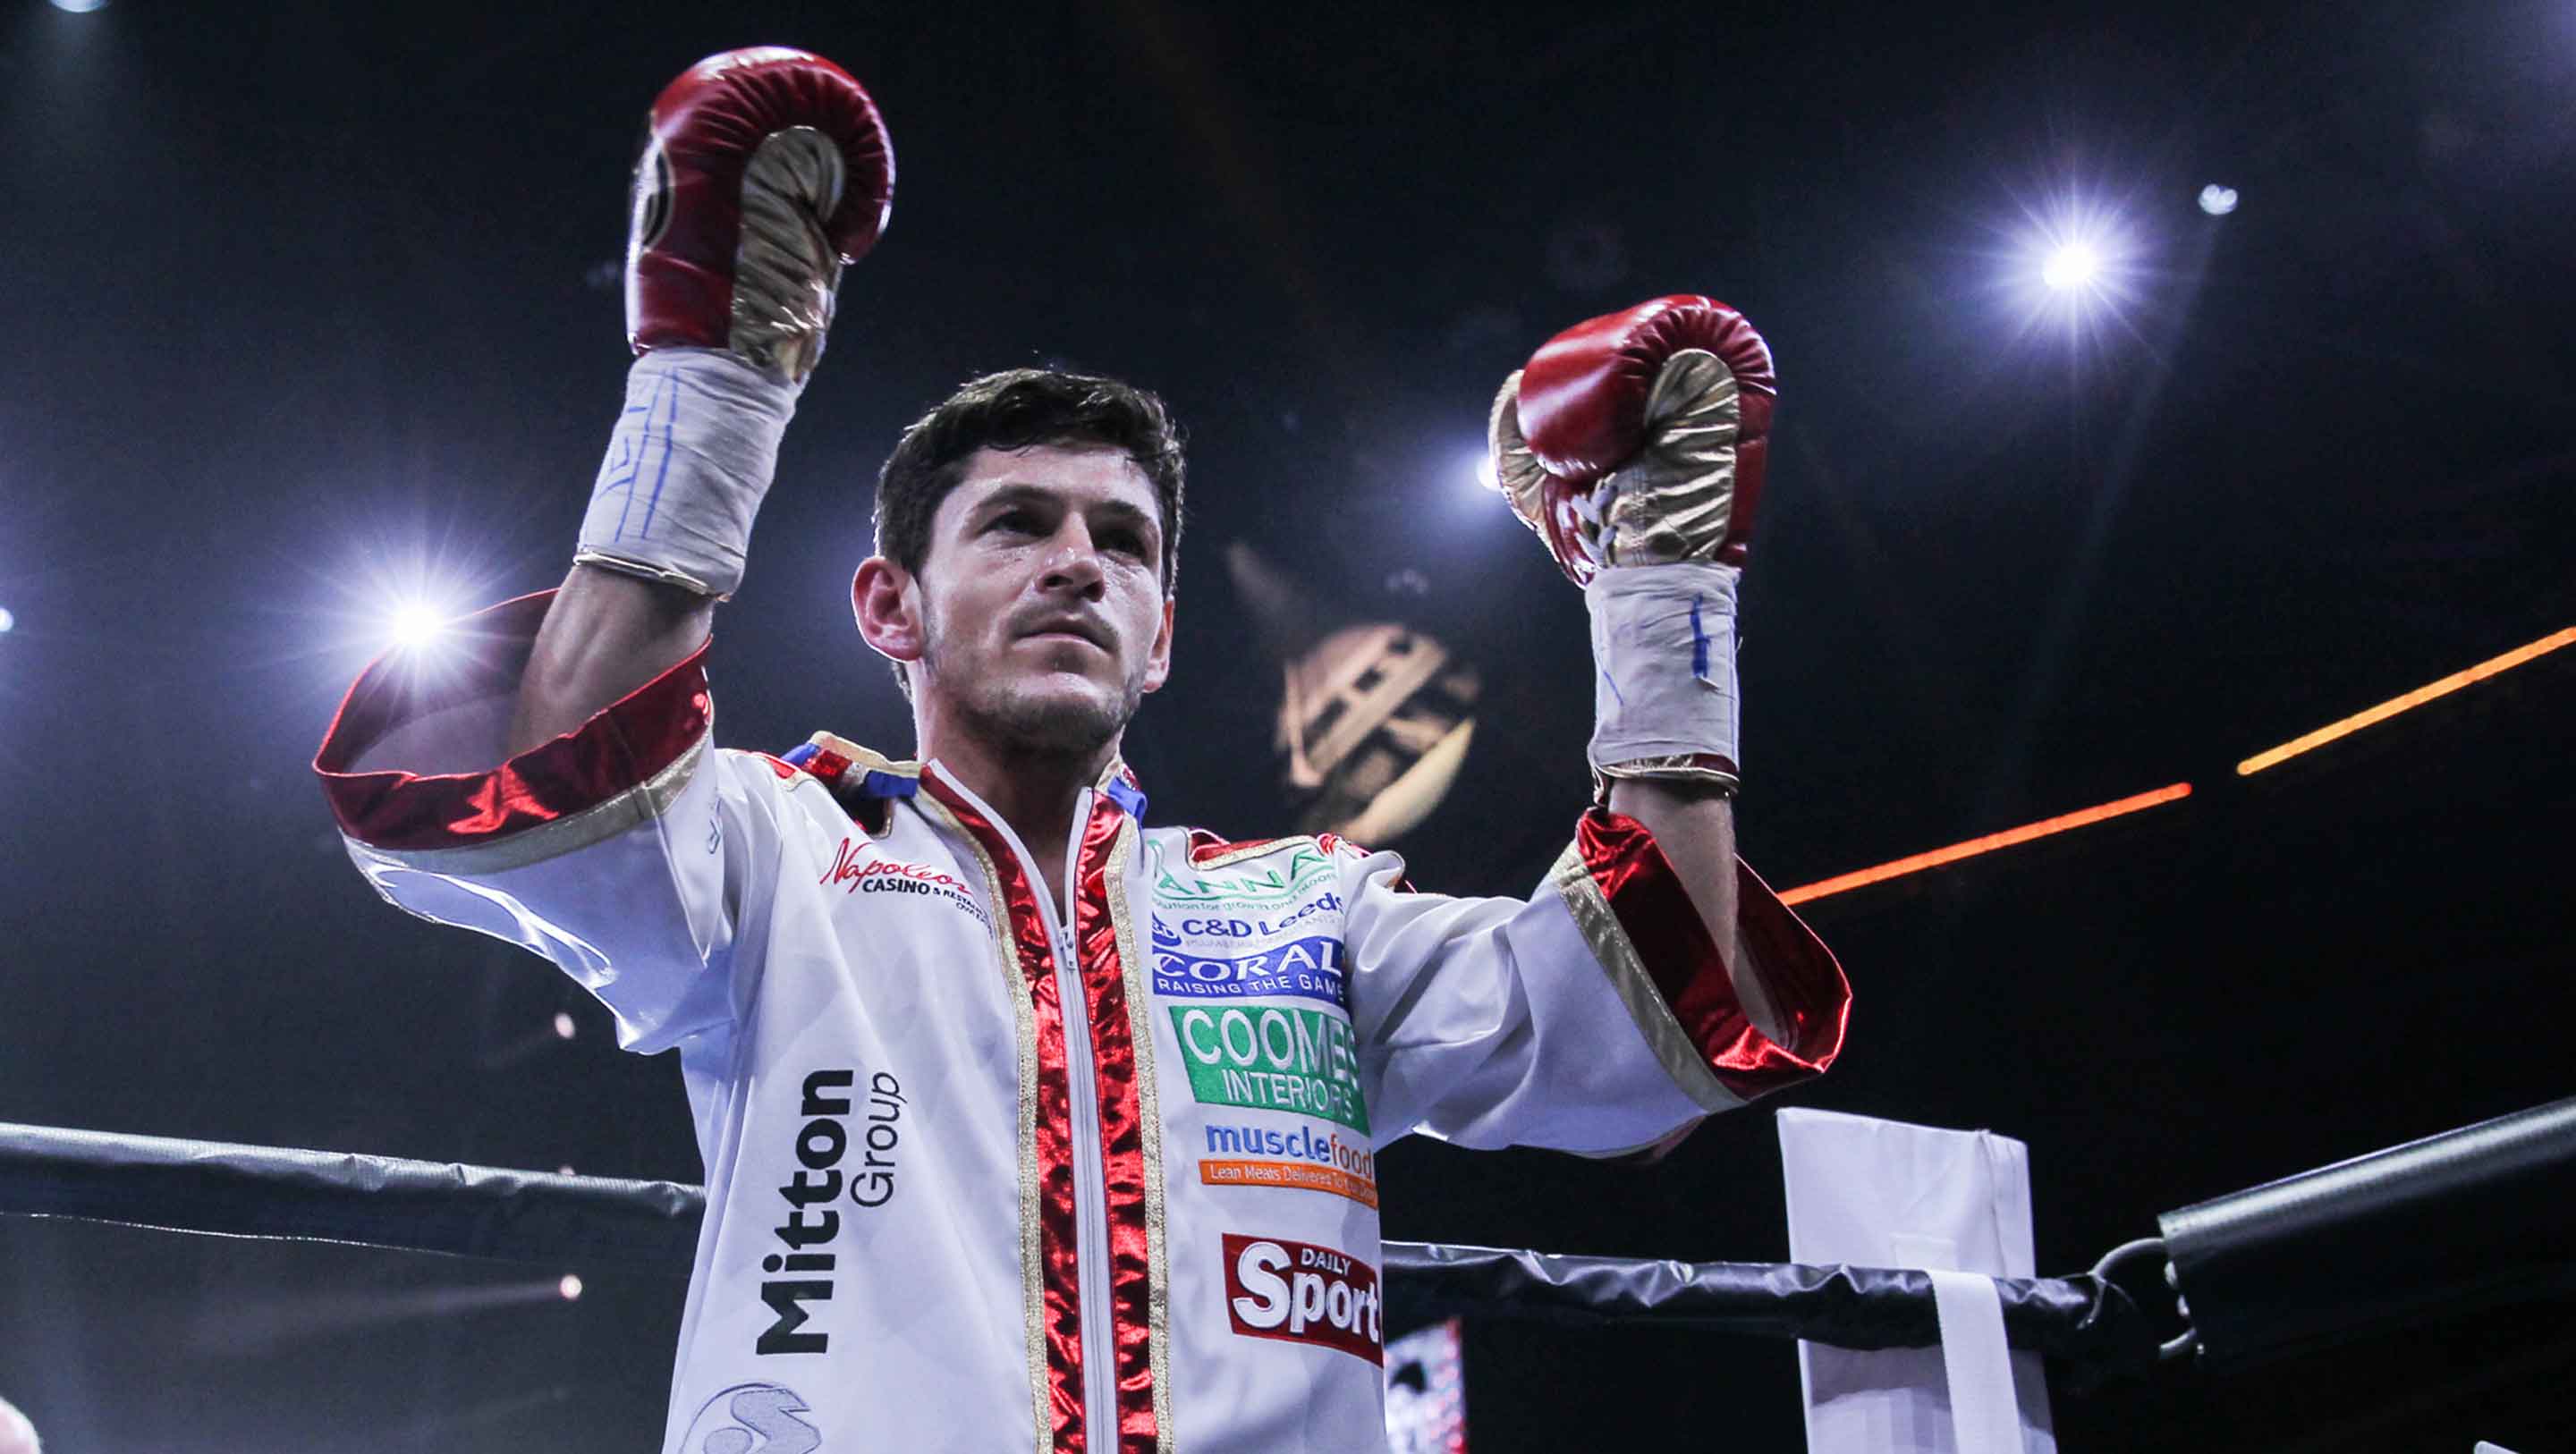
[1141,596,1175,694]
[852,556,924,665]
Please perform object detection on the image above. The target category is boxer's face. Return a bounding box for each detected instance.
[906,444,1174,756]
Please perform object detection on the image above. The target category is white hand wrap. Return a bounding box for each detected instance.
[1585,561,1741,791]
[574,348,803,598]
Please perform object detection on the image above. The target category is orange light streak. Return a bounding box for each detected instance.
[1778,782,2194,906]
[2235,626,2576,776]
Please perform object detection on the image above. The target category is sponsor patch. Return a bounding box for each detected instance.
[820,838,988,925]
[1199,1120,1377,1207]
[682,1382,820,1453]
[1151,841,1338,908]
[758,1069,906,1357]
[1152,922,1348,1009]
[1222,1234,1384,1365]
[1168,1005,1369,1133]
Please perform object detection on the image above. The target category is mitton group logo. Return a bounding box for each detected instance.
[682,1382,820,1453]
[758,1068,905,1357]
[1221,1234,1384,1365]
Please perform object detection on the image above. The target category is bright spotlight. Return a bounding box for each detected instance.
[51,0,109,11]
[2001,189,2142,336]
[1473,449,1499,495]
[552,1011,577,1041]
[557,1273,584,1302]
[386,600,451,650]
[2040,240,2103,292]
[2199,184,2239,216]
[0,607,14,635]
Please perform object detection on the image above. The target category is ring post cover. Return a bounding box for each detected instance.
[1780,1107,2055,1454]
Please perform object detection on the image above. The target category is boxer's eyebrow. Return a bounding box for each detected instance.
[973,484,1159,545]
[1086,497,1159,540]
[965,484,1058,526]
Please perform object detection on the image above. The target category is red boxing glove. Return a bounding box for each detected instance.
[627,46,896,381]
[1488,295,1775,583]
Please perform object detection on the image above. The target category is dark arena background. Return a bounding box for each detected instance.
[4,1,2573,1450]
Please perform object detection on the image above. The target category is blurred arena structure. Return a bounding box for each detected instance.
[1229,543,1482,842]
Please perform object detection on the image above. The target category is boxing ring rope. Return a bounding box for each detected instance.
[4,1095,2569,1385]
[0,1121,2158,1374]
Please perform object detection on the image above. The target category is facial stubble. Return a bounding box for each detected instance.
[919,589,1150,764]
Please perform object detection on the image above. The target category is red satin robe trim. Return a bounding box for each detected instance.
[1184,827,1284,863]
[1573,807,1850,1100]
[1072,798,1161,1451]
[920,766,1090,1452]
[311,590,715,851]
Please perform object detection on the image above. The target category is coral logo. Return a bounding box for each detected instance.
[681,1382,819,1453]
[1152,930,1348,1010]
[1222,1234,1383,1365]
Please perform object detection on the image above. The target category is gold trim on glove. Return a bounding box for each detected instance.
[730,126,847,383]
[1600,349,1742,568]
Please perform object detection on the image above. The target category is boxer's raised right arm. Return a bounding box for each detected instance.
[509,48,894,754]
[506,567,712,755]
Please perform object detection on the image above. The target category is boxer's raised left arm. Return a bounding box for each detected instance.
[1491,296,1811,1051]
[1604,777,1780,1038]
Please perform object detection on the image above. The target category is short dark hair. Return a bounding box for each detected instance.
[874,368,1186,590]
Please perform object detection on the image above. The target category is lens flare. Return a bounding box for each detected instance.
[2041,240,2103,291]
[386,601,451,649]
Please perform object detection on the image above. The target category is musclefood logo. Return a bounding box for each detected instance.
[1222,1234,1384,1365]
[1200,1120,1377,1207]
[1152,926,1348,1010]
[1150,841,1338,907]
[1168,1005,1368,1133]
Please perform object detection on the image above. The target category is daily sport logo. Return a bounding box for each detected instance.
[1200,1120,1378,1207]
[1223,1234,1383,1365]
[1152,920,1348,1010]
[1169,1005,1368,1134]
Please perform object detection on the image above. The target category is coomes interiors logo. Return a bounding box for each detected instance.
[1167,1004,1368,1133]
